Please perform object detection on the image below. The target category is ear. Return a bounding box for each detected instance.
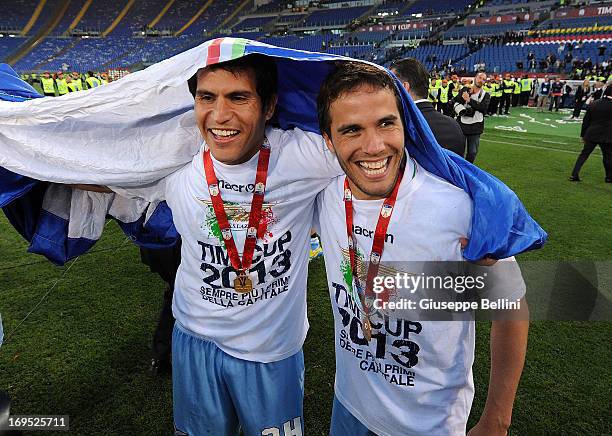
[265,94,278,121]
[402,81,411,93]
[323,132,335,154]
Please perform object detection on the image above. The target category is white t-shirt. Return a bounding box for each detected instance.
[123,126,340,362]
[316,158,526,435]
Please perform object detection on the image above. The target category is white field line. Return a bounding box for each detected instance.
[542,139,570,145]
[481,138,602,156]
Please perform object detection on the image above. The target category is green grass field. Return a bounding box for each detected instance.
[0,107,610,435]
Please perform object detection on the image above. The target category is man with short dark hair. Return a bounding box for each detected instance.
[316,61,531,436]
[390,58,465,157]
[453,72,490,163]
[117,54,341,435]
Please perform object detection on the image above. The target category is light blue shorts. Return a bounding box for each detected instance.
[172,323,304,436]
[329,395,376,436]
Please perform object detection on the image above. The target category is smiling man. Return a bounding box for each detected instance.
[315,62,529,436]
[120,54,340,435]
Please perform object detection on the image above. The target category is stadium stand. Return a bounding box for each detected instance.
[0,37,28,60]
[445,22,534,39]
[11,37,76,71]
[72,0,127,35]
[252,0,286,14]
[1,0,40,33]
[402,0,473,16]
[300,6,371,27]
[232,16,275,32]
[153,0,196,33]
[52,0,88,35]
[403,43,471,70]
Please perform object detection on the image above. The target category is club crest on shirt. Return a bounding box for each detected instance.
[370,252,381,264]
[209,184,219,197]
[196,197,278,244]
[344,188,352,201]
[381,204,393,218]
[222,228,232,240]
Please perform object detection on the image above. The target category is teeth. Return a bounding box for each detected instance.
[359,159,387,169]
[358,159,388,175]
[211,129,239,137]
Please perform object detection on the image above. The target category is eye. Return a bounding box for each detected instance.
[231,94,249,103]
[380,120,395,128]
[342,127,360,135]
[197,94,214,103]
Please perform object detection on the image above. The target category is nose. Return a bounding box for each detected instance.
[361,129,386,155]
[212,97,232,124]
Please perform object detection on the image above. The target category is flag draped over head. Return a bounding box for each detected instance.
[0,38,546,264]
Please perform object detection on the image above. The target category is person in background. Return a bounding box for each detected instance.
[141,242,182,375]
[548,77,563,111]
[453,72,490,163]
[536,77,551,112]
[520,74,532,106]
[390,58,466,157]
[55,72,69,96]
[500,73,513,115]
[490,75,502,115]
[71,72,83,91]
[39,71,56,97]
[66,76,77,93]
[512,75,521,107]
[428,77,439,111]
[587,80,605,104]
[569,86,612,183]
[85,71,101,89]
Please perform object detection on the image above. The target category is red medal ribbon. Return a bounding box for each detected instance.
[344,165,404,318]
[202,139,271,275]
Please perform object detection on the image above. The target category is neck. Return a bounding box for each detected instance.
[229,143,262,165]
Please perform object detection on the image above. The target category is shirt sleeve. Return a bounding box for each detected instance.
[466,257,527,302]
[281,127,343,180]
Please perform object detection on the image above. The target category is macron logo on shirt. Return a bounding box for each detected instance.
[218,179,255,193]
[353,225,394,244]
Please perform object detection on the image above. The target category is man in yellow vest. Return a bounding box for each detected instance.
[438,78,451,115]
[488,75,500,115]
[520,74,532,106]
[512,75,521,107]
[450,74,461,99]
[66,76,78,93]
[85,71,101,89]
[482,78,492,115]
[501,73,513,115]
[55,72,69,96]
[71,72,83,91]
[428,77,439,109]
[40,72,56,97]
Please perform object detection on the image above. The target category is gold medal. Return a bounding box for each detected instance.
[234,271,253,294]
[363,316,372,342]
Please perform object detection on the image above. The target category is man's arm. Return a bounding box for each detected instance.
[468,93,491,114]
[468,298,529,436]
[580,107,591,139]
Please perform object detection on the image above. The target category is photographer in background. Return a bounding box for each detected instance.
[453,72,491,163]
